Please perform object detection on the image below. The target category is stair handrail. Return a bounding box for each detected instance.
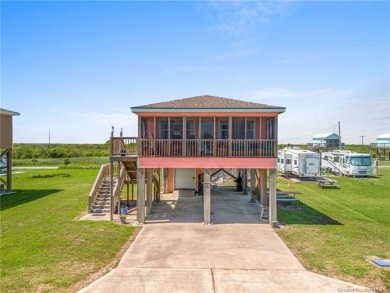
[88,163,110,212]
[113,162,127,213]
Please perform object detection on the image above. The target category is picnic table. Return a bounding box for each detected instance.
[267,191,300,206]
[317,179,339,188]
[276,194,299,206]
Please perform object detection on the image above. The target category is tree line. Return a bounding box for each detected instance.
[13,143,110,159]
[13,143,371,160]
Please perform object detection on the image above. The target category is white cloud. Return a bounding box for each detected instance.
[247,87,352,100]
[215,47,256,59]
[161,66,202,75]
[68,109,137,130]
[201,1,294,37]
[280,58,301,64]
[243,86,389,145]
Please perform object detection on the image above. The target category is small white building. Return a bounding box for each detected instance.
[371,134,390,160]
[376,134,390,146]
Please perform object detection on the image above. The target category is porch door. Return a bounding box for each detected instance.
[285,154,292,172]
[174,168,196,189]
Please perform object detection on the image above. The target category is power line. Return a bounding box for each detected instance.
[283,124,338,143]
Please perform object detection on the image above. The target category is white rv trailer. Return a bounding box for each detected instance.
[277,148,320,178]
[321,150,372,177]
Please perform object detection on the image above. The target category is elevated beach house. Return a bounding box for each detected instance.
[105,95,285,224]
[371,134,390,160]
[308,133,341,151]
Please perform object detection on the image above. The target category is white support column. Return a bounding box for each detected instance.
[163,168,168,193]
[260,169,267,207]
[203,168,211,225]
[156,168,161,202]
[137,168,145,224]
[269,168,277,224]
[146,168,153,215]
[250,169,256,203]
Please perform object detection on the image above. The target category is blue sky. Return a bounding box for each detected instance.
[2,1,389,144]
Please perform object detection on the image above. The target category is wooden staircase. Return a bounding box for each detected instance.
[123,160,137,181]
[90,177,117,213]
[88,134,163,215]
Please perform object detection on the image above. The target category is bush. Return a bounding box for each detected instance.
[13,143,110,160]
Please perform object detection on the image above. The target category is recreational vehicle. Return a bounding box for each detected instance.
[277,148,320,178]
[321,150,372,177]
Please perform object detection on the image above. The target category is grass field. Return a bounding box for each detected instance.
[1,160,389,292]
[276,161,390,291]
[0,168,136,293]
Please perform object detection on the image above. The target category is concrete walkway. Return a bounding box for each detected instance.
[79,186,368,293]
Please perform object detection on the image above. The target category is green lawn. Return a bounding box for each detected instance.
[2,161,389,292]
[0,168,135,293]
[276,161,390,291]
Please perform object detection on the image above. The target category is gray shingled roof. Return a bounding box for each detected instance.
[0,108,20,116]
[132,95,285,111]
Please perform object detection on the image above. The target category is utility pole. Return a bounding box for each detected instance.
[338,121,342,149]
[49,128,51,145]
[359,135,366,145]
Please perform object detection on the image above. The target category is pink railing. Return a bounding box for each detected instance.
[111,137,276,157]
[139,138,276,158]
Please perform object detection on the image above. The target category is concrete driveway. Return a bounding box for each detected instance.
[79,186,368,293]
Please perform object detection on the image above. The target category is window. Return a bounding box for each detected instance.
[170,118,182,139]
[220,120,228,139]
[266,118,275,139]
[160,119,168,139]
[201,118,214,138]
[186,119,195,138]
[351,156,371,166]
[286,159,291,164]
[294,160,297,165]
[246,119,255,139]
[232,118,245,139]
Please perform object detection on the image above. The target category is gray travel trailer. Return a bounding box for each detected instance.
[277,148,320,178]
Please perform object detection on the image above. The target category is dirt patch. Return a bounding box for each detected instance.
[62,227,141,293]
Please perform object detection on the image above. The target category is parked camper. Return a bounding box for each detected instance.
[277,148,320,178]
[321,150,372,177]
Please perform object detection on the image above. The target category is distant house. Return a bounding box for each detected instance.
[308,133,340,151]
[371,134,390,160]
[376,134,390,146]
[0,108,20,194]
